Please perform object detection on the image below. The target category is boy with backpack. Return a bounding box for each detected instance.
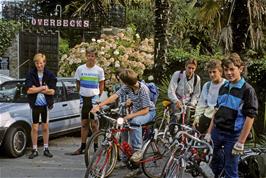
[168,58,201,129]
[193,59,226,133]
[205,53,258,178]
[91,68,156,177]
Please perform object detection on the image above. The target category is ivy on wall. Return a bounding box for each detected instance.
[0,20,21,56]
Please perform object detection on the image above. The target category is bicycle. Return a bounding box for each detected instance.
[217,147,266,178]
[84,107,157,178]
[84,101,130,167]
[141,123,202,178]
[161,129,213,178]
[156,98,196,144]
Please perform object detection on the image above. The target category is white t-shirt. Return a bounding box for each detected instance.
[35,72,47,106]
[194,79,226,118]
[74,64,105,97]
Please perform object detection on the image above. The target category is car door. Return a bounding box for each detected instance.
[48,80,71,134]
[62,79,80,130]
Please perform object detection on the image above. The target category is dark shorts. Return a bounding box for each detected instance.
[32,106,48,124]
[81,96,95,120]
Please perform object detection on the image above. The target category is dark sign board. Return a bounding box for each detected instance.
[31,18,90,28]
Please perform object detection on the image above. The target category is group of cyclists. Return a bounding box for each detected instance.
[26,47,258,178]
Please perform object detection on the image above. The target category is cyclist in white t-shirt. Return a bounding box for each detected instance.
[67,48,105,155]
[193,59,226,133]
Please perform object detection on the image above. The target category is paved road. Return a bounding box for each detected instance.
[0,136,195,178]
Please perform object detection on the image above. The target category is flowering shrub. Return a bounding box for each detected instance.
[58,27,154,92]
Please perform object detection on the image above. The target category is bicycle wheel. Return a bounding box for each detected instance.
[84,130,107,167]
[141,133,171,178]
[162,156,185,178]
[84,140,118,178]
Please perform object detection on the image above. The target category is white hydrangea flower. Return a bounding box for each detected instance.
[148,75,154,81]
[115,61,120,68]
[113,50,120,55]
[99,51,105,55]
[80,48,86,53]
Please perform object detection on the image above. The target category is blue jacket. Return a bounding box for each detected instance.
[214,78,258,133]
[25,67,57,109]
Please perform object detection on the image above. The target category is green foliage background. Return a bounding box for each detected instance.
[0,20,20,56]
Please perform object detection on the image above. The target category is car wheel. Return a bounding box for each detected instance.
[4,126,28,158]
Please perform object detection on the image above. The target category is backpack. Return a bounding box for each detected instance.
[141,81,159,104]
[239,152,266,178]
[249,153,266,178]
[177,70,198,96]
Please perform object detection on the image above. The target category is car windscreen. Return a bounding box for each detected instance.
[0,81,28,103]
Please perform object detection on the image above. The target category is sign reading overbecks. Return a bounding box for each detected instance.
[31,18,90,28]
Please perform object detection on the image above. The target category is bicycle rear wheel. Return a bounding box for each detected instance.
[85,130,106,167]
[84,141,118,178]
[141,133,171,178]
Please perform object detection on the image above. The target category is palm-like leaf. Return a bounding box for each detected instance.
[198,0,220,25]
[64,0,109,18]
[156,77,171,118]
[219,25,233,53]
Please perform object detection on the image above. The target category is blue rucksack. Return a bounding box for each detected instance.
[141,80,159,104]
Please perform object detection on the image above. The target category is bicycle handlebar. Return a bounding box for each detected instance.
[95,110,117,123]
[175,131,213,155]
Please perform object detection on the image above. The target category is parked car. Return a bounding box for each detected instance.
[0,78,81,157]
[0,74,15,84]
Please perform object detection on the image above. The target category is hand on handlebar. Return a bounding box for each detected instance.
[175,101,183,109]
[124,113,133,121]
[91,105,101,113]
[204,133,211,142]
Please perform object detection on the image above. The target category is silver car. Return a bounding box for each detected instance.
[0,78,81,157]
[0,74,15,85]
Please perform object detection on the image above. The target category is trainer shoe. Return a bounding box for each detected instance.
[130,150,143,162]
[43,148,53,158]
[28,150,38,159]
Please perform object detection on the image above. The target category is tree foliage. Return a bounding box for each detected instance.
[0,20,20,56]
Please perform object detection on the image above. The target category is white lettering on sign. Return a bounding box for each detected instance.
[31,18,90,29]
[63,20,68,27]
[31,18,36,25]
[43,19,49,26]
[76,20,82,27]
[83,20,89,28]
[37,19,43,25]
[57,19,62,27]
[69,20,75,27]
[50,19,56,27]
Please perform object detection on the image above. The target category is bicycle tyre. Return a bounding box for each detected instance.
[141,133,171,178]
[84,130,107,167]
[84,139,118,178]
[162,156,185,178]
